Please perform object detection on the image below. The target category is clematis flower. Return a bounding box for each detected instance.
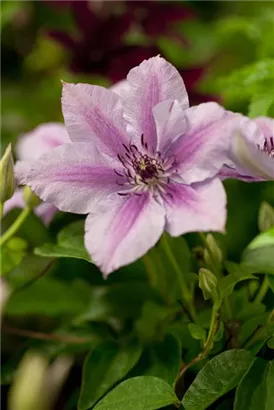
[4,123,69,225]
[219,116,274,181]
[20,56,234,276]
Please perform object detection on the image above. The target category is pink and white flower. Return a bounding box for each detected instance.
[20,56,234,275]
[4,123,69,224]
[219,116,274,181]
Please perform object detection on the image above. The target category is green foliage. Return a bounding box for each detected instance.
[182,350,254,410]
[234,358,274,410]
[78,340,142,410]
[92,376,179,410]
[35,220,91,262]
[1,237,28,276]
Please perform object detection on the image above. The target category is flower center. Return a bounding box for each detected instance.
[114,137,176,196]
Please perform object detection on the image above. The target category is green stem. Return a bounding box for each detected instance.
[175,302,220,398]
[0,202,3,220]
[160,234,196,321]
[142,252,158,289]
[0,207,30,246]
[254,275,269,304]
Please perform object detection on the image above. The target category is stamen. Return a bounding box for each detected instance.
[122,143,130,153]
[114,169,124,177]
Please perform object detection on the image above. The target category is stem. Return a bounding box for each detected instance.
[160,234,196,321]
[142,252,158,289]
[175,303,220,396]
[2,324,92,344]
[254,275,269,304]
[0,207,30,246]
[0,202,3,220]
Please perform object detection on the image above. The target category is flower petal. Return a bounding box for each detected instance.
[109,79,130,96]
[2,189,57,225]
[170,103,249,184]
[3,190,25,216]
[16,123,69,161]
[22,143,124,214]
[164,179,227,236]
[121,56,189,152]
[230,131,274,180]
[153,99,187,154]
[62,82,129,156]
[255,117,274,140]
[84,192,165,276]
[35,203,58,225]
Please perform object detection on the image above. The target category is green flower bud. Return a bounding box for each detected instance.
[204,234,223,275]
[199,268,218,301]
[0,144,15,203]
[258,201,274,232]
[23,186,41,209]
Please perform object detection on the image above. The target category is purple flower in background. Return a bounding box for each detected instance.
[219,116,274,181]
[4,123,69,225]
[21,56,231,275]
[44,0,210,104]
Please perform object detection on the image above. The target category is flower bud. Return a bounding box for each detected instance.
[204,234,223,275]
[23,186,41,209]
[0,144,15,203]
[258,201,274,232]
[199,268,218,301]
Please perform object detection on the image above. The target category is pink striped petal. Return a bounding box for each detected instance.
[121,56,189,153]
[164,179,227,236]
[169,103,247,184]
[85,192,165,276]
[62,82,129,156]
[16,123,69,161]
[22,143,124,214]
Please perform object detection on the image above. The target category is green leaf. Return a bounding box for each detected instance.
[142,334,181,386]
[267,337,274,349]
[93,376,179,410]
[234,358,274,410]
[248,93,274,117]
[6,277,90,316]
[182,350,254,410]
[35,220,91,262]
[188,324,207,343]
[241,227,274,275]
[78,340,142,410]
[1,237,28,276]
[220,262,256,299]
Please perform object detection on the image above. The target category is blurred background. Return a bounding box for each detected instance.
[1,1,274,409]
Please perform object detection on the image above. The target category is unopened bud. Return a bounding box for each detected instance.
[199,268,218,301]
[23,186,41,209]
[204,234,223,275]
[0,144,15,203]
[258,201,274,232]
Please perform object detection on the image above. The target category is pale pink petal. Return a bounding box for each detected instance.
[35,203,58,225]
[3,190,25,216]
[153,99,186,154]
[169,103,256,184]
[164,179,227,236]
[22,143,125,214]
[16,123,69,161]
[230,131,274,180]
[255,117,274,140]
[109,79,130,97]
[84,192,165,276]
[2,189,57,225]
[62,82,129,156]
[121,56,189,153]
[14,160,32,184]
